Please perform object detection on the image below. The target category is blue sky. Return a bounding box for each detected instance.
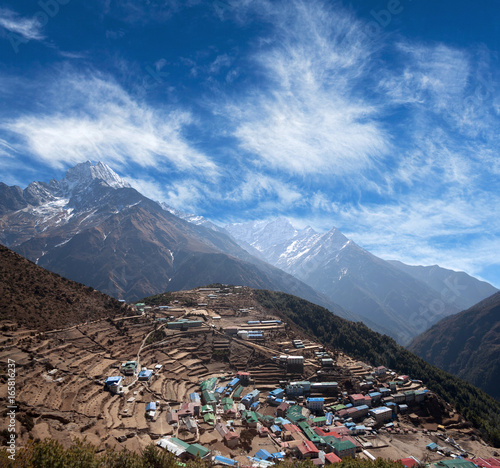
[1,0,500,287]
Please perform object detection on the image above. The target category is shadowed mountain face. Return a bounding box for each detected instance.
[0,162,349,317]
[388,260,498,311]
[225,219,497,344]
[408,291,500,402]
[0,244,126,331]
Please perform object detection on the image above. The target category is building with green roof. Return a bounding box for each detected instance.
[186,443,211,459]
[286,405,306,423]
[298,421,323,444]
[232,385,244,399]
[433,460,477,468]
[312,416,327,426]
[202,390,217,405]
[169,437,190,449]
[200,377,217,392]
[201,404,214,413]
[331,404,346,412]
[332,439,356,458]
[242,411,258,427]
[203,413,215,425]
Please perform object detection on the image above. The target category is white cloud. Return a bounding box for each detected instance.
[100,0,201,24]
[333,191,500,282]
[0,7,45,42]
[380,43,470,108]
[380,42,499,139]
[209,54,232,74]
[162,178,222,213]
[0,138,17,158]
[123,176,168,203]
[225,0,389,175]
[2,72,217,175]
[230,173,302,205]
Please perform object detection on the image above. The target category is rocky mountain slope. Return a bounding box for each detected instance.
[0,244,127,331]
[225,219,496,344]
[408,291,500,402]
[0,162,350,315]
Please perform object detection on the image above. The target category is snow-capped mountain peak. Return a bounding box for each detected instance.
[225,217,300,252]
[60,161,131,194]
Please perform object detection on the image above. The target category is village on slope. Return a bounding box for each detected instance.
[1,285,498,468]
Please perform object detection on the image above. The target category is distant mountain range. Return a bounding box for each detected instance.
[408,291,500,401]
[0,162,349,319]
[0,161,496,344]
[224,219,497,344]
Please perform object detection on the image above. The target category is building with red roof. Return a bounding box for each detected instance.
[325,453,342,464]
[297,439,320,459]
[467,458,500,468]
[223,431,239,449]
[398,457,420,468]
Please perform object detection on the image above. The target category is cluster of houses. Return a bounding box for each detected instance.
[153,366,437,467]
[100,347,437,466]
[103,298,491,468]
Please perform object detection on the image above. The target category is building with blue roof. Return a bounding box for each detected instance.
[274,417,291,426]
[228,377,240,388]
[255,449,273,461]
[306,397,324,411]
[146,402,157,419]
[104,376,123,394]
[138,369,153,381]
[242,389,260,408]
[104,376,122,385]
[269,388,284,399]
[270,425,281,434]
[248,333,263,340]
[351,425,367,434]
[214,455,238,466]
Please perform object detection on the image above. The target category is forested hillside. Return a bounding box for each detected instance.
[409,292,500,401]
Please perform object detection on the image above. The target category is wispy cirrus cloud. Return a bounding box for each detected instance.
[2,71,217,176]
[224,0,389,176]
[380,43,470,108]
[380,41,499,138]
[0,7,45,42]
[332,189,500,278]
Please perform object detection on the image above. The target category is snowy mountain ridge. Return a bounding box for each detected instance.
[60,160,131,194]
[223,218,497,344]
